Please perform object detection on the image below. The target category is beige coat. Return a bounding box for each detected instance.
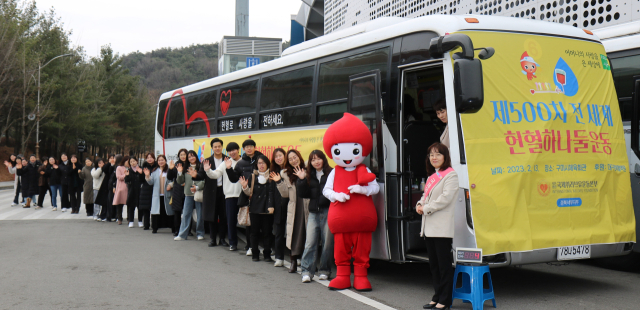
[440,124,450,149]
[276,170,309,249]
[418,170,459,238]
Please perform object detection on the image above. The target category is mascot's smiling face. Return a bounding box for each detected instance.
[331,143,364,168]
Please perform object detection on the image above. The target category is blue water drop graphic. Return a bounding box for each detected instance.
[553,58,579,97]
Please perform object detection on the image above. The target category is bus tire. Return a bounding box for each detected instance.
[594,252,640,272]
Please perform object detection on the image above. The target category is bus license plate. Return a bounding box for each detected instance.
[557,245,591,260]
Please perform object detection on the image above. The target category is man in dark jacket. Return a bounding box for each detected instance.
[226,139,264,253]
[195,138,228,247]
[59,153,71,212]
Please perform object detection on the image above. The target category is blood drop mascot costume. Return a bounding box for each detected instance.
[322,113,380,291]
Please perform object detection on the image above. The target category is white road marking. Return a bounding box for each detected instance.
[0,208,31,220]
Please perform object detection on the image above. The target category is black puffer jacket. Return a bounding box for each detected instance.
[167,161,186,212]
[125,168,142,208]
[59,161,71,185]
[94,163,111,207]
[138,162,156,211]
[68,162,84,189]
[245,171,274,214]
[45,164,62,186]
[17,161,41,196]
[296,166,332,213]
[227,151,264,207]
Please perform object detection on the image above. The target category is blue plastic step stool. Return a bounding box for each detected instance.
[452,263,496,310]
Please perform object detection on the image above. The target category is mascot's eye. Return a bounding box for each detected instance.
[353,149,360,155]
[334,149,341,156]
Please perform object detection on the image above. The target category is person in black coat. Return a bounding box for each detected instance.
[45,157,62,211]
[269,148,289,266]
[296,150,334,282]
[104,154,121,222]
[137,154,157,230]
[238,155,274,262]
[16,155,41,208]
[125,157,143,228]
[195,138,228,247]
[36,156,51,209]
[95,154,114,220]
[226,139,264,252]
[59,153,72,212]
[68,155,84,214]
[167,149,188,237]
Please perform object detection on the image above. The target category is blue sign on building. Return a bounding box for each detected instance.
[246,57,260,67]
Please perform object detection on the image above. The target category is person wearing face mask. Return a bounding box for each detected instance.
[239,155,274,262]
[125,157,144,228]
[434,99,449,149]
[45,157,62,211]
[269,148,289,266]
[196,138,228,247]
[59,153,71,212]
[16,155,41,208]
[297,150,334,283]
[213,142,243,251]
[174,150,205,241]
[68,155,84,214]
[226,139,264,255]
[145,155,174,234]
[271,149,310,273]
[78,157,95,217]
[112,155,130,225]
[91,158,106,221]
[416,143,458,310]
[167,149,189,237]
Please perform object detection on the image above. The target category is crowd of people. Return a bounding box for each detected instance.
[4,104,457,309]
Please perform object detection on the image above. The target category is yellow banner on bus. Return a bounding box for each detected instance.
[457,31,636,255]
[192,128,328,164]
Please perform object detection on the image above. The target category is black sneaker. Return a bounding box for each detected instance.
[252,257,260,262]
[263,257,274,263]
[208,241,217,247]
[219,239,229,247]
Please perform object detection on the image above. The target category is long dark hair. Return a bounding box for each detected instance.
[270,148,287,172]
[425,142,452,176]
[177,148,188,166]
[285,149,305,183]
[186,150,201,171]
[119,155,130,167]
[306,150,331,183]
[156,155,168,172]
[143,152,157,171]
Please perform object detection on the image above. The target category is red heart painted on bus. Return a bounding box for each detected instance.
[540,183,548,193]
[530,89,535,94]
[220,90,232,116]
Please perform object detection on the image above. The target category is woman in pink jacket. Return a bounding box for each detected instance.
[112,155,130,225]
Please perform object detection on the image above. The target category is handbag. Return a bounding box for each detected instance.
[237,174,255,226]
[194,187,204,202]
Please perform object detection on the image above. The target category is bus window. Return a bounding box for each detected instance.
[167,98,185,138]
[156,99,169,137]
[218,80,258,117]
[260,66,314,110]
[317,48,389,102]
[187,90,216,121]
[611,54,640,121]
[316,102,347,124]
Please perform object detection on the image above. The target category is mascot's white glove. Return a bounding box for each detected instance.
[348,184,368,195]
[332,192,351,202]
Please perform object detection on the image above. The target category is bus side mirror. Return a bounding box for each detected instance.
[454,58,484,113]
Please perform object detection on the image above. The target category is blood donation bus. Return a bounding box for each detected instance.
[594,21,640,269]
[154,15,636,266]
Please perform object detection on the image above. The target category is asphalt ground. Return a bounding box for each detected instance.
[1,188,639,309]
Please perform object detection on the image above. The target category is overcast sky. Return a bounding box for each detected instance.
[35,0,303,57]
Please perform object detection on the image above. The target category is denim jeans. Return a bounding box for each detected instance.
[178,196,204,239]
[301,207,334,278]
[49,185,61,208]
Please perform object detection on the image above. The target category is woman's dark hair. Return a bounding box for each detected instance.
[114,154,123,166]
[48,157,58,165]
[425,142,452,176]
[433,99,447,112]
[156,155,168,172]
[256,155,271,171]
[306,150,331,183]
[177,148,188,164]
[119,155,130,167]
[108,154,115,159]
[143,153,157,170]
[128,157,139,168]
[40,156,48,164]
[285,149,306,183]
[70,155,78,163]
[95,158,104,167]
[145,153,156,161]
[270,148,287,172]
[186,150,201,171]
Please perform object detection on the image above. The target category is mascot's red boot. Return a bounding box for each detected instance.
[322,113,379,291]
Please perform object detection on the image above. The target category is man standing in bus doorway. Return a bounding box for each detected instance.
[197,138,229,248]
[323,113,380,291]
[226,139,265,255]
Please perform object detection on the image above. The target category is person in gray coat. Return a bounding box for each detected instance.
[145,155,174,234]
[78,157,94,217]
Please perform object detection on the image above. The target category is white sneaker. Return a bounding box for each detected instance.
[318,274,329,281]
[128,222,134,228]
[138,221,144,228]
[297,259,301,265]
[61,208,67,212]
[246,248,252,256]
[35,206,42,210]
[302,275,311,283]
[197,236,204,241]
[52,207,57,211]
[11,203,18,207]
[101,219,106,222]
[174,237,184,241]
[274,259,284,267]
